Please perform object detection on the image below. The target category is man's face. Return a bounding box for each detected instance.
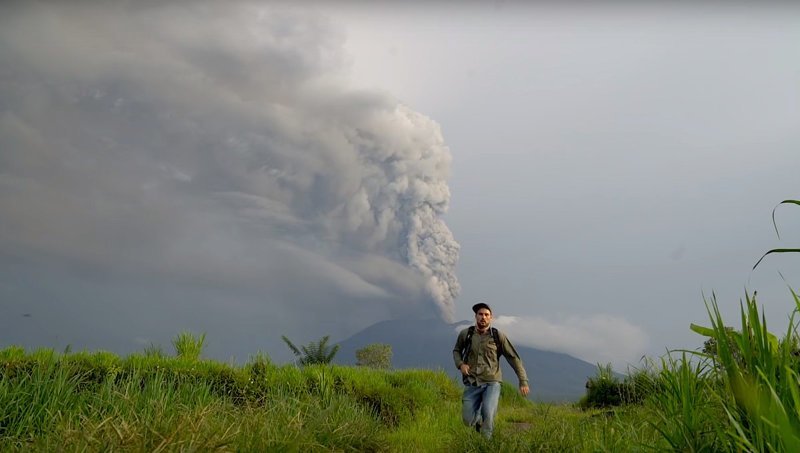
[475,308,492,331]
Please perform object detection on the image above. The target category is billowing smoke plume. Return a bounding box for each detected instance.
[0,0,460,352]
[332,107,461,320]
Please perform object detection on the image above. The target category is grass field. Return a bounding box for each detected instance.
[3,290,800,451]
[0,347,660,452]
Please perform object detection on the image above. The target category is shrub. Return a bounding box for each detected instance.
[579,364,622,408]
[356,343,392,369]
[172,331,206,361]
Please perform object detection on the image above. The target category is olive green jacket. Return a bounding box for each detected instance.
[452,326,529,387]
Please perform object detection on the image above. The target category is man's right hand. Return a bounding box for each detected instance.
[459,364,470,376]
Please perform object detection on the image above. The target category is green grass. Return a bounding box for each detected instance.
[0,343,666,452]
[5,289,800,451]
[0,353,396,451]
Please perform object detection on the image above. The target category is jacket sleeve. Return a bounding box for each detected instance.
[499,331,529,387]
[453,329,467,369]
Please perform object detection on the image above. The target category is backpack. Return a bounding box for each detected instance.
[460,325,504,363]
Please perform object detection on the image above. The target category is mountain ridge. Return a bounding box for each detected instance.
[334,318,600,402]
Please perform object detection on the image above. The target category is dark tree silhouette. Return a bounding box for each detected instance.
[282,335,340,366]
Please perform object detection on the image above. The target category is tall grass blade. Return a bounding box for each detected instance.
[753,249,800,270]
[689,323,715,337]
[771,199,800,240]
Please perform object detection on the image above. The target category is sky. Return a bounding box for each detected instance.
[1,1,799,370]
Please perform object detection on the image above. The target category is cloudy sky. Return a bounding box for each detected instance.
[1,1,798,370]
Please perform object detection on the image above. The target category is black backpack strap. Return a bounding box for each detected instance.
[461,326,476,385]
[491,327,504,358]
[460,326,475,362]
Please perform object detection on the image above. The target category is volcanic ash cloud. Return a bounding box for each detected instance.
[0,1,460,323]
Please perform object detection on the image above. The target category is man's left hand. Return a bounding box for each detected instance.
[519,385,529,397]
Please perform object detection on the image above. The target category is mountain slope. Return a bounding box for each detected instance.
[335,318,600,402]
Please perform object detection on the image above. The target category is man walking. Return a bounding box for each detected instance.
[453,302,530,438]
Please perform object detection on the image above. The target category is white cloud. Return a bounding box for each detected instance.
[457,314,649,371]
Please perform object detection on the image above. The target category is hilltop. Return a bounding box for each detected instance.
[335,318,600,402]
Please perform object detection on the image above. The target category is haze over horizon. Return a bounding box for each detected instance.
[2,1,799,371]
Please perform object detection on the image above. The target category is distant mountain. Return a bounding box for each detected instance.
[334,318,600,402]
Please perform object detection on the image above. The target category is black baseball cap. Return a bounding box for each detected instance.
[472,302,492,314]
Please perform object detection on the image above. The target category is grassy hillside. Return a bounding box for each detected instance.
[4,290,800,451]
[0,343,664,452]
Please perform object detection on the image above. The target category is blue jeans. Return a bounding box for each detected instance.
[462,382,501,438]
